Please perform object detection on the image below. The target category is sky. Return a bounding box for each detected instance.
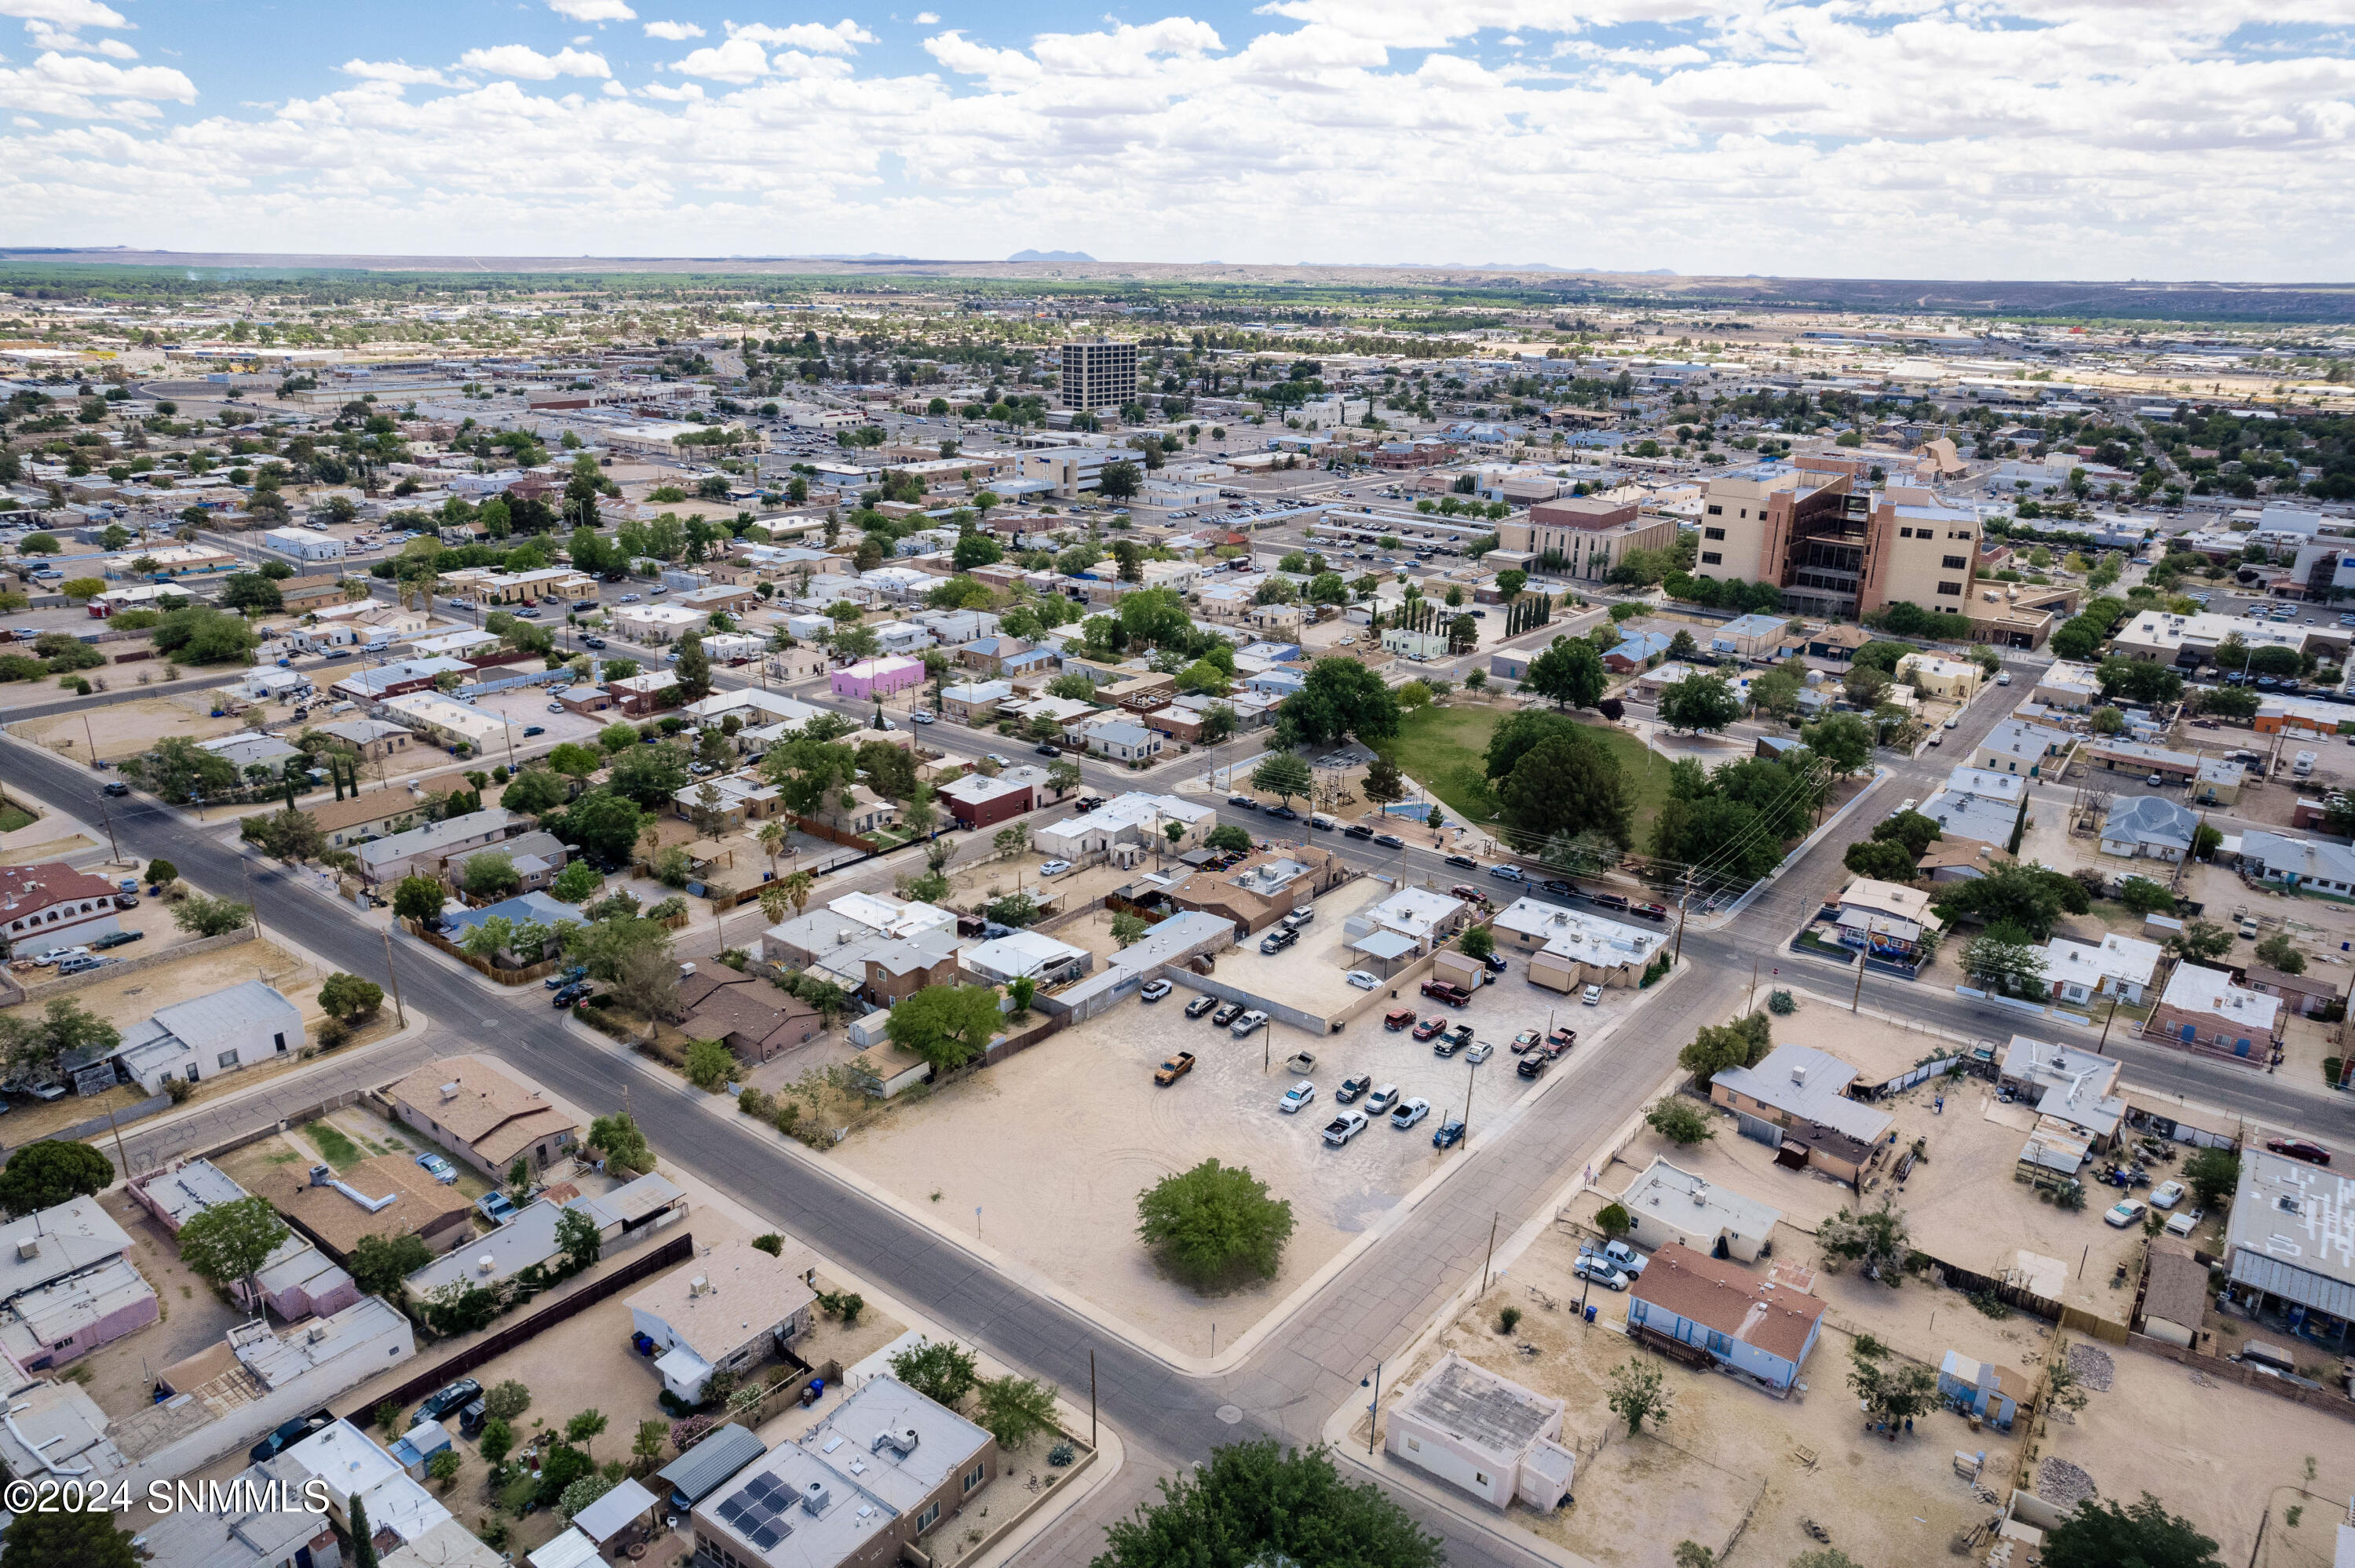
[1,0,2352,281]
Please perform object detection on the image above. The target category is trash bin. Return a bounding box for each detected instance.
[1584,1304,1597,1324]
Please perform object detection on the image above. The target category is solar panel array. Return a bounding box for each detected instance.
[715,1472,797,1550]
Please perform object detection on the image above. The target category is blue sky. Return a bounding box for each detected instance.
[2,0,2352,279]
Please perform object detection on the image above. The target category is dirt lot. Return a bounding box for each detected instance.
[1357,1219,2020,1568]
[2039,1335,2355,1568]
[833,946,1646,1357]
[10,691,279,763]
[72,1198,247,1423]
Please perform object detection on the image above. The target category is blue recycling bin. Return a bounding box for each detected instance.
[1584,1304,1597,1324]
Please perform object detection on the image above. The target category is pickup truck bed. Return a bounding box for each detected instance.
[1322,1110,1368,1147]
[1153,1052,1196,1085]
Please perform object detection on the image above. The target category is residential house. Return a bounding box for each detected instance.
[676,969,825,1063]
[1937,1352,2028,1430]
[1487,897,1663,991]
[626,1240,816,1403]
[961,930,1092,986]
[1032,793,1213,859]
[2240,964,2344,1019]
[1626,1244,1826,1393]
[1601,629,1671,673]
[1970,720,2072,779]
[403,1175,687,1300]
[1710,613,1786,660]
[1342,888,1471,971]
[831,656,926,702]
[275,1156,473,1267]
[327,656,473,703]
[1894,651,1984,701]
[608,669,681,717]
[1164,848,1346,935]
[2237,830,2355,897]
[1916,839,2014,883]
[1709,1045,1893,1187]
[2219,1151,2355,1351]
[387,1056,581,1177]
[1831,877,1935,959]
[1069,717,1163,763]
[357,808,517,886]
[941,680,1013,725]
[2042,932,2161,1007]
[447,830,569,895]
[2147,963,2283,1061]
[937,770,1034,830]
[685,1377,997,1568]
[272,1417,499,1568]
[101,980,305,1094]
[0,1198,158,1370]
[2032,661,2102,711]
[1996,1036,2126,1147]
[2098,796,2199,861]
[128,1159,359,1322]
[0,862,125,952]
[761,892,955,970]
[436,891,579,965]
[852,928,962,1005]
[316,717,416,764]
[2138,1235,2209,1348]
[1383,1352,1575,1513]
[1805,623,1869,663]
[2085,738,2200,788]
[1615,1158,1782,1264]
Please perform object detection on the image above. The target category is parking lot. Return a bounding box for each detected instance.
[831,941,1645,1356]
[460,684,605,750]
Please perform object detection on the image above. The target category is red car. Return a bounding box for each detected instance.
[1411,1016,1448,1041]
[2267,1138,2331,1166]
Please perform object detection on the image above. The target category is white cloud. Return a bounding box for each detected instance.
[672,36,771,81]
[456,44,612,79]
[912,11,938,22]
[2,3,2352,280]
[338,59,462,87]
[0,0,130,27]
[546,0,635,20]
[725,18,876,53]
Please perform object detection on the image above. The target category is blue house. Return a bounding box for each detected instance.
[1626,1244,1825,1394]
[1242,669,1305,698]
[1937,1351,2027,1429]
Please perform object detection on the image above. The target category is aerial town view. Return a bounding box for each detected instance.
[0,7,2348,1568]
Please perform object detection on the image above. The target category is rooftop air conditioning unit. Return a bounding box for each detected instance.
[1790,1064,1807,1085]
[872,1427,920,1457]
[476,1254,495,1275]
[14,1238,36,1261]
[802,1481,832,1515]
[439,1081,462,1100]
[308,1324,330,1344]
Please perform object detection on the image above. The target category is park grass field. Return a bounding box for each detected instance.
[1371,703,1674,851]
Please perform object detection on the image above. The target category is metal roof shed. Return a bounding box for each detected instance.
[657,1423,768,1508]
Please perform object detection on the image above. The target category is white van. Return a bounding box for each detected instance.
[2294,749,2317,778]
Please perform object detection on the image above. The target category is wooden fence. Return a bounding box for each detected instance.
[338,1231,695,1420]
[411,922,563,985]
[1927,1256,2130,1344]
[984,1011,1068,1067]
[2125,1333,2355,1422]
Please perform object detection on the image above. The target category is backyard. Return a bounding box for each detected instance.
[1370,702,1678,848]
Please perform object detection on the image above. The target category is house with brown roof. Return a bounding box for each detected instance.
[387,1056,579,1178]
[273,1155,473,1265]
[1625,1243,1825,1393]
[2138,1234,2210,1349]
[676,971,825,1064]
[2238,963,2343,1019]
[1164,846,1349,935]
[279,573,358,614]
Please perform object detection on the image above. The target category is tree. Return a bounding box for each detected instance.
[1361,756,1405,805]
[500,767,571,817]
[1607,1358,1670,1435]
[565,1407,609,1460]
[1842,839,1919,881]
[2116,876,2177,916]
[886,984,1002,1070]
[1111,912,1149,947]
[1524,639,1606,709]
[1280,658,1403,746]
[972,1373,1061,1449]
[1873,809,1944,858]
[554,789,646,865]
[173,893,253,938]
[683,1037,736,1091]
[319,972,384,1023]
[1678,1012,1770,1083]
[1097,460,1143,501]
[2183,1147,2240,1208]
[1135,1159,1295,1288]
[179,1194,292,1304]
[392,875,447,925]
[349,1231,432,1297]
[1095,1439,1442,1568]
[2255,931,2306,974]
[1251,752,1314,807]
[985,891,1039,928]
[1659,673,1741,734]
[1819,1198,1911,1280]
[1932,863,2090,941]
[1962,930,2048,994]
[1497,727,1634,848]
[1459,925,1495,961]
[587,1111,655,1175]
[2,1504,141,1568]
[674,632,713,701]
[349,1493,380,1568]
[1645,1097,1714,1145]
[2043,1493,2222,1568]
[1848,1333,1940,1428]
[607,744,690,808]
[2168,918,2234,965]
[0,1138,114,1217]
[888,1336,980,1407]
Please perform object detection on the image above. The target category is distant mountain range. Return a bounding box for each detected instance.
[1008,249,1094,262]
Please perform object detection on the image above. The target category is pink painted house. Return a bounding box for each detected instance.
[131,1158,360,1322]
[831,655,926,702]
[0,1197,159,1369]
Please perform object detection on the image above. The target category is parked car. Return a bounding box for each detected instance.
[910,709,936,724]
[1465,1039,1494,1064]
[1321,1110,1368,1147]
[27,946,88,967]
[1038,859,1073,877]
[1516,1052,1549,1080]
[1572,1253,1630,1291]
[1487,865,1525,883]
[1343,822,1375,840]
[547,702,566,714]
[1231,1009,1269,1038]
[55,956,111,976]
[1210,1002,1243,1026]
[1372,833,1404,848]
[476,1193,518,1225]
[1228,794,1260,811]
[1259,928,1297,954]
[1445,854,1479,870]
[100,780,130,797]
[2266,1138,2331,1165]
[1482,952,1507,973]
[414,1153,458,1184]
[1337,1074,1372,1104]
[2150,1180,2186,1209]
[1141,978,1172,1002]
[1152,1052,1195,1086]
[1185,995,1218,1019]
[1421,979,1472,1007]
[1595,1239,1647,1276]
[1412,1016,1448,1041]
[2104,1198,2149,1227]
[1364,1084,1400,1117]
[1432,1116,1466,1150]
[2163,1209,2203,1238]
[521,725,546,738]
[1266,804,1299,821]
[1035,743,1060,757]
[91,929,142,950]
[1389,1097,1429,1130]
[249,1411,333,1466]
[1278,1080,1316,1114]
[552,981,593,1007]
[1445,1023,1473,1050]
[545,965,588,990]
[1345,969,1379,990]
[416,1377,484,1424]
[1383,1007,1416,1030]
[1510,1029,1542,1055]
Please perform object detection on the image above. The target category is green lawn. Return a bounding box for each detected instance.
[1371,705,1676,849]
[0,804,32,835]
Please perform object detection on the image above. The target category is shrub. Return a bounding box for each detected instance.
[1497,1305,1522,1334]
[1766,989,1796,1015]
[1596,1202,1630,1238]
[1136,1160,1294,1289]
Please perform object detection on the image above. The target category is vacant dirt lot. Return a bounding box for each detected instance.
[833,946,1645,1357]
[12,691,266,762]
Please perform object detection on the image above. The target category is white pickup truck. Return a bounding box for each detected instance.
[1322,1110,1369,1147]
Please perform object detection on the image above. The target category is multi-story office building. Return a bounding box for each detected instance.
[1497,495,1681,582]
[1692,457,1979,620]
[1059,341,1138,412]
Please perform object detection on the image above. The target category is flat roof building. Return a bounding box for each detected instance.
[1383,1351,1575,1513]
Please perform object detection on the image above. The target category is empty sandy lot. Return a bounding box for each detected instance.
[834,946,1644,1357]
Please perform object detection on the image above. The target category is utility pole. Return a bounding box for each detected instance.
[2095,991,2119,1055]
[381,928,407,1027]
[1747,960,1759,1017]
[1089,1351,1097,1447]
[1851,917,1876,1013]
[240,851,265,946]
[1670,867,1693,966]
[1479,1211,1499,1294]
[80,711,100,771]
[95,797,121,866]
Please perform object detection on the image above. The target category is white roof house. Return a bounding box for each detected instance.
[1033,792,1213,858]
[1345,886,1470,951]
[113,979,305,1095]
[961,930,1091,986]
[2040,932,2161,1005]
[2239,830,2355,896]
[2157,962,2281,1044]
[1616,1156,1783,1264]
[1384,1351,1575,1513]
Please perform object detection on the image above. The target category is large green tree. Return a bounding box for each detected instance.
[1094,1439,1442,1568]
[2,1504,139,1568]
[1135,1160,1294,1288]
[178,1194,293,1304]
[1523,638,1606,709]
[0,1139,115,1217]
[1496,727,1634,848]
[2043,1494,2221,1568]
[1250,752,1314,808]
[1279,658,1402,747]
[1658,673,1741,734]
[885,984,1003,1071]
